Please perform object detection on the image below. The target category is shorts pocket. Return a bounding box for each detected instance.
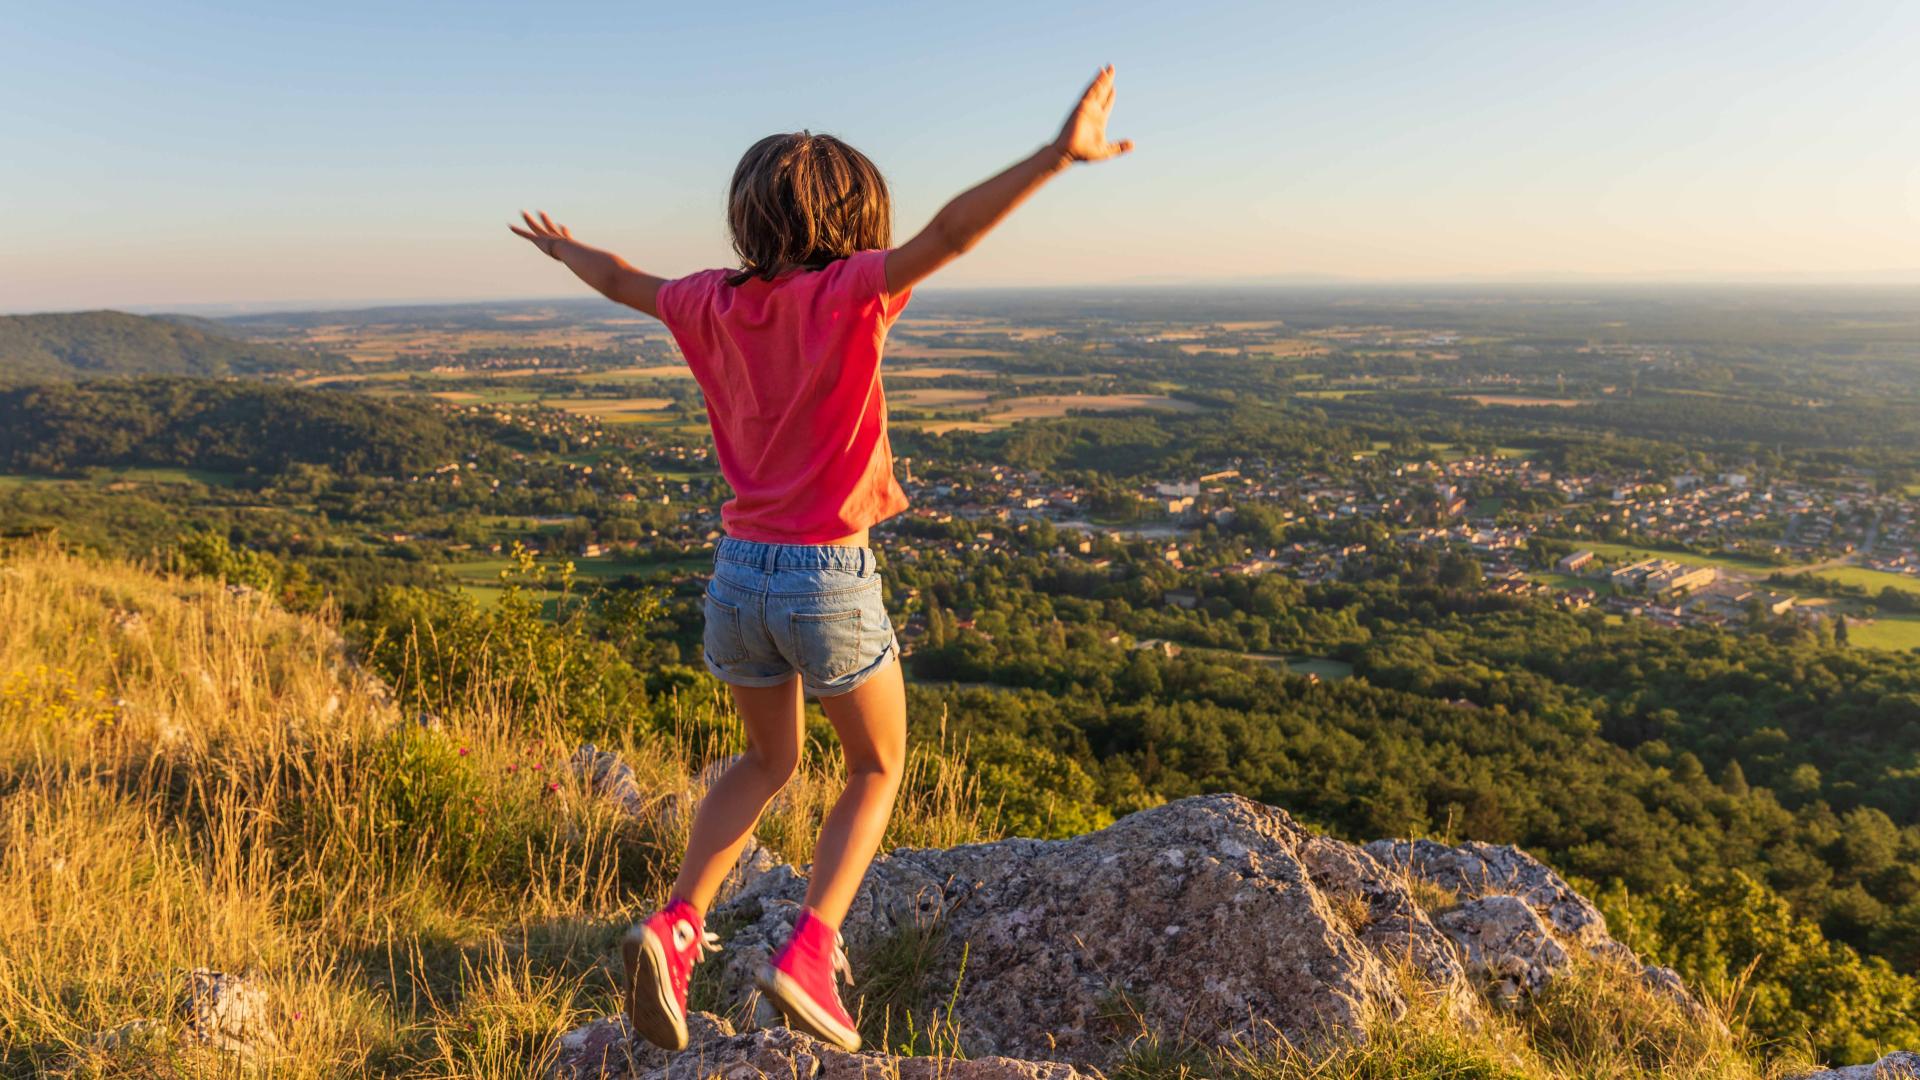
[703,589,749,665]
[791,608,863,683]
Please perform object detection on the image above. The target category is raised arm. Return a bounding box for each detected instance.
[885,65,1134,295]
[509,211,666,319]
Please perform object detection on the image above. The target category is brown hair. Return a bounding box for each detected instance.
[725,132,891,286]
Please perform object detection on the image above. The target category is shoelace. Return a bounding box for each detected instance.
[671,919,724,966]
[831,932,855,988]
[668,922,722,997]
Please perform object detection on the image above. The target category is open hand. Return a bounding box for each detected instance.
[1052,65,1134,163]
[509,211,572,260]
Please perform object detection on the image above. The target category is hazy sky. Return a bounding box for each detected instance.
[5,0,1918,312]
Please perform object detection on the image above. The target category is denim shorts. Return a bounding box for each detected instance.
[701,537,899,697]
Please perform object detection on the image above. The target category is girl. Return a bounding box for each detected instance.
[510,65,1132,1053]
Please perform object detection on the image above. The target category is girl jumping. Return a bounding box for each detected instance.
[510,65,1132,1053]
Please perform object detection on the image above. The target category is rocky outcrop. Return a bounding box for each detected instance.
[550,1012,1102,1080]
[699,795,1728,1068]
[1794,1052,1920,1079]
[1366,838,1714,1021]
[556,794,1731,1075]
[1363,839,1627,959]
[711,794,1474,1065]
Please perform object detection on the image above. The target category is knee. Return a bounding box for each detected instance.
[847,742,905,787]
[740,743,800,788]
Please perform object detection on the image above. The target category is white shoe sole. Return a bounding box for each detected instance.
[623,926,689,1051]
[755,963,860,1051]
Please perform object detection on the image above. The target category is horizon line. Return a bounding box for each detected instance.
[7,270,1920,320]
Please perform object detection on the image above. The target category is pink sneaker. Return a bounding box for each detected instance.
[755,908,860,1051]
[621,899,719,1050]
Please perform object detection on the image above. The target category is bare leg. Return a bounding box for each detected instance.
[671,676,804,917]
[804,657,908,928]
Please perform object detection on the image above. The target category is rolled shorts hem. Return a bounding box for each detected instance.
[702,633,899,698]
[701,654,798,688]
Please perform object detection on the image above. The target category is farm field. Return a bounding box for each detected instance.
[885,366,996,379]
[574,365,692,380]
[1579,542,1779,576]
[536,397,675,422]
[1527,571,1605,593]
[899,391,1208,433]
[1233,652,1356,680]
[891,388,997,410]
[105,467,242,487]
[988,393,1204,420]
[1243,340,1329,358]
[1465,395,1583,407]
[0,467,240,489]
[885,342,1017,359]
[1813,565,1920,596]
[1846,615,1920,651]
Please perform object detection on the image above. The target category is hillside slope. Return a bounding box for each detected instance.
[0,378,505,476]
[0,542,1907,1079]
[0,310,327,380]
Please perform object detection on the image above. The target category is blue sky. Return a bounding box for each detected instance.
[4,0,1918,311]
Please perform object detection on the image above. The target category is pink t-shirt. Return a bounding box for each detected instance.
[655,249,912,544]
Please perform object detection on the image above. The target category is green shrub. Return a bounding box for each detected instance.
[1599,871,1920,1062]
[357,544,657,737]
[968,729,1113,839]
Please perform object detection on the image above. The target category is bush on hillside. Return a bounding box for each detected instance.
[1599,871,1920,1062]
[357,544,661,738]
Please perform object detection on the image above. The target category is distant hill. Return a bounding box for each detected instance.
[0,310,331,381]
[0,378,509,476]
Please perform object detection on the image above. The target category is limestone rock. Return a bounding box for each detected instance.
[1793,1052,1920,1079]
[712,794,1472,1066]
[1366,838,1716,1022]
[551,1012,736,1078]
[1432,896,1568,1002]
[572,743,652,819]
[1364,838,1625,959]
[176,969,274,1053]
[731,838,781,896]
[550,1011,1104,1080]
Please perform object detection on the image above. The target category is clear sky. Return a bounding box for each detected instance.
[4,0,1918,312]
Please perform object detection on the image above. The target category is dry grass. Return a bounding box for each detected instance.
[0,541,985,1077]
[1112,959,1791,1080]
